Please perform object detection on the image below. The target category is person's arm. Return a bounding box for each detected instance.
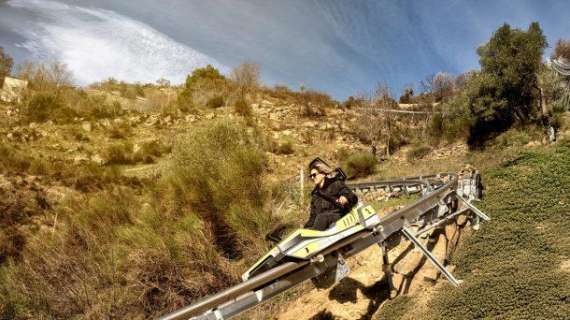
[304,201,317,228]
[330,180,358,207]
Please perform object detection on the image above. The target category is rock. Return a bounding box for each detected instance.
[73,155,90,163]
[391,273,405,295]
[99,119,111,128]
[144,115,160,127]
[422,234,448,281]
[91,154,105,165]
[113,118,125,126]
[81,121,92,132]
[128,115,141,124]
[456,214,469,226]
[444,222,457,241]
[185,114,197,123]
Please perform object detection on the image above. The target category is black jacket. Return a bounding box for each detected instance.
[305,177,358,229]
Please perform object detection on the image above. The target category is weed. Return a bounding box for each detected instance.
[344,152,376,178]
[206,95,225,109]
[234,98,252,117]
[102,142,134,165]
[406,145,432,162]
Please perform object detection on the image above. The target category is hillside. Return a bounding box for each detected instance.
[1,76,569,319]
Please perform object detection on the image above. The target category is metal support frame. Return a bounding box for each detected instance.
[456,192,491,221]
[456,192,490,230]
[379,242,396,298]
[401,227,462,287]
[159,173,491,320]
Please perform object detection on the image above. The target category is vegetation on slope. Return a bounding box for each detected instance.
[375,143,570,319]
[0,121,276,319]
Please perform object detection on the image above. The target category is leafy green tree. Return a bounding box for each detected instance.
[184,64,225,88]
[467,22,547,147]
[0,47,13,87]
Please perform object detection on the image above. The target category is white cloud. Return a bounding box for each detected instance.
[9,0,227,85]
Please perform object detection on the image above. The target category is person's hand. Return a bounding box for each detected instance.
[336,196,348,206]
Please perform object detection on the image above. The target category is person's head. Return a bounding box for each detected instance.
[309,159,332,187]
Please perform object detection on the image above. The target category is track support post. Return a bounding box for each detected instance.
[401,227,462,287]
[379,242,397,298]
[455,192,490,230]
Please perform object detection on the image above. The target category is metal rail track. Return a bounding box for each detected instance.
[158,172,488,320]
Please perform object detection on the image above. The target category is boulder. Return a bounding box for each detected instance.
[81,121,92,132]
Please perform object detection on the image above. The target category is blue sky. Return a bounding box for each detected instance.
[0,0,569,99]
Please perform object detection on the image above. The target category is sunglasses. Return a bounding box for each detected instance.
[309,172,320,179]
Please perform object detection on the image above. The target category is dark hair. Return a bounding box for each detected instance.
[309,157,332,174]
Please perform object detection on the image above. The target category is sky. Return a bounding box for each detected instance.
[0,0,569,99]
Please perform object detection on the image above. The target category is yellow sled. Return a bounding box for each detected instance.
[242,203,379,281]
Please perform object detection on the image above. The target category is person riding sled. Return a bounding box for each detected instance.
[305,158,358,231]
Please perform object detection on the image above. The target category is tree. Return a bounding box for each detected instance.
[399,86,414,104]
[467,22,547,147]
[230,62,260,97]
[0,47,13,87]
[185,64,225,88]
[16,61,72,93]
[432,72,455,102]
[552,39,570,60]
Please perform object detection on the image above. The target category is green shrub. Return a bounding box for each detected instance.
[0,143,31,173]
[206,95,225,109]
[467,23,547,148]
[185,64,225,88]
[166,120,270,255]
[406,145,432,162]
[22,92,77,123]
[102,142,134,165]
[335,147,351,161]
[132,140,171,163]
[275,140,295,155]
[176,89,194,112]
[107,122,131,139]
[234,98,251,116]
[344,152,376,178]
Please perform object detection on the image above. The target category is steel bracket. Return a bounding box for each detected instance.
[401,227,462,287]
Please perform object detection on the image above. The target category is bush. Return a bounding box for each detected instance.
[492,127,542,148]
[274,140,294,155]
[132,140,171,163]
[206,95,225,109]
[406,145,432,162]
[166,120,270,255]
[467,22,547,148]
[107,122,131,139]
[552,39,570,60]
[234,98,251,116]
[0,143,32,173]
[22,92,77,123]
[102,142,134,165]
[344,152,376,178]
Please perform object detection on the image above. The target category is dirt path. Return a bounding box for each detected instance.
[276,245,389,320]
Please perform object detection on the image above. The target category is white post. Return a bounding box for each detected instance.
[300,166,304,206]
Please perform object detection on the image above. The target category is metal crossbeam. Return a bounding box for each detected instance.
[401,227,462,287]
[456,193,491,221]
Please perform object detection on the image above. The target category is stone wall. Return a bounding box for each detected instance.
[0,76,28,103]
